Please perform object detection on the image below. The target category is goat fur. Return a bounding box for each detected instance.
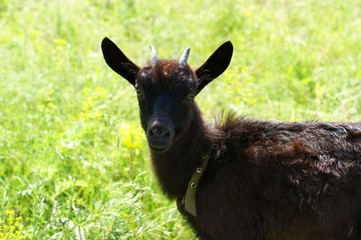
[101,38,361,240]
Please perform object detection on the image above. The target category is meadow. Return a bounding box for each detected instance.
[0,0,360,239]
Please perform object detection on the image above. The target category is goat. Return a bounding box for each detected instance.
[101,37,361,240]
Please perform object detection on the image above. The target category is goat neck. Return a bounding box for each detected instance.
[149,104,214,199]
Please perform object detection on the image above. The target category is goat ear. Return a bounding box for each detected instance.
[195,41,233,94]
[101,37,140,86]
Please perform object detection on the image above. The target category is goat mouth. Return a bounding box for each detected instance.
[148,144,170,153]
[146,132,173,151]
[147,135,173,153]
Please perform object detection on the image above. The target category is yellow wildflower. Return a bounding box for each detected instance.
[0,209,32,239]
[54,38,67,46]
[119,122,145,150]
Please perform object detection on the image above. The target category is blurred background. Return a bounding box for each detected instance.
[0,0,360,238]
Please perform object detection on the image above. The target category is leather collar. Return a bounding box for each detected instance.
[177,149,211,217]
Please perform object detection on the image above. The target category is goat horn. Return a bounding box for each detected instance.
[149,45,157,65]
[179,47,191,65]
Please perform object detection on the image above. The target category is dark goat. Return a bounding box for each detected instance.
[101,37,361,240]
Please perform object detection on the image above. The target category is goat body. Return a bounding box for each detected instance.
[101,37,361,240]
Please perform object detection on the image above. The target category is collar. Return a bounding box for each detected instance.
[177,149,211,217]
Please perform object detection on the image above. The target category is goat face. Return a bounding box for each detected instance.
[101,38,233,152]
[135,62,197,152]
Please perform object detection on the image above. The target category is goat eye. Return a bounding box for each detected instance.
[136,88,144,98]
[186,93,195,101]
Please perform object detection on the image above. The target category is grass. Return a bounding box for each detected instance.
[0,0,360,239]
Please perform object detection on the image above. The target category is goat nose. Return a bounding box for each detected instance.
[149,124,170,139]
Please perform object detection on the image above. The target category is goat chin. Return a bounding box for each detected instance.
[148,143,170,153]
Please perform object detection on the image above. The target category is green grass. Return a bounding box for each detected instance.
[0,0,360,239]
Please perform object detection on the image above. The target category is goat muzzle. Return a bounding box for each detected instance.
[147,120,174,152]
